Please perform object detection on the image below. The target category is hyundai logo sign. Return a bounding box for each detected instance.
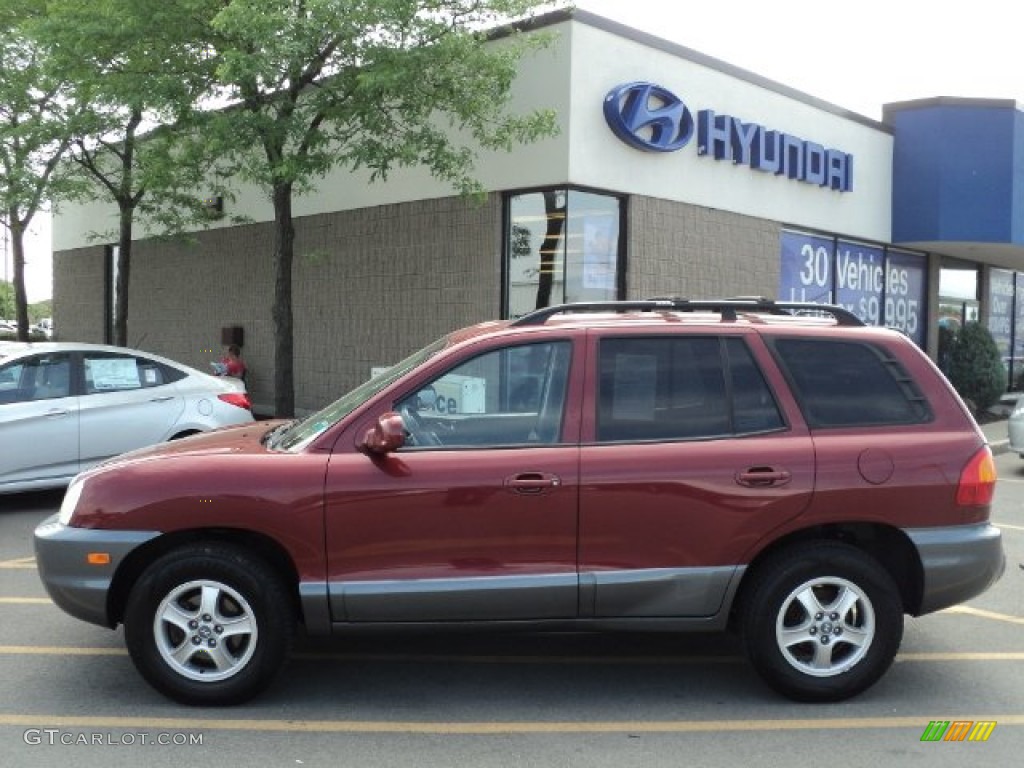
[603,82,694,153]
[603,81,854,192]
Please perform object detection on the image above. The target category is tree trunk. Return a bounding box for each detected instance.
[535,190,565,309]
[7,208,29,342]
[271,180,295,418]
[114,205,133,347]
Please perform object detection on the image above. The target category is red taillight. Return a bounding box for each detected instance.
[956,446,997,507]
[218,392,252,411]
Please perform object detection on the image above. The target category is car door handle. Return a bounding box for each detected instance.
[504,472,561,494]
[149,396,175,402]
[44,408,70,418]
[736,466,792,487]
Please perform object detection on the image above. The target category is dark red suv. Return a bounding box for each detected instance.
[35,299,1005,705]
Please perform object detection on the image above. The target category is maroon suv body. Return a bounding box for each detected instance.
[35,300,1004,705]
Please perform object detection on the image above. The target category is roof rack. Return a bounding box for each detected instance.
[509,298,865,327]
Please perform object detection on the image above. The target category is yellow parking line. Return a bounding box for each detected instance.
[941,605,1024,626]
[998,522,1024,531]
[1,712,1023,734]
[0,646,126,656]
[896,652,1024,661]
[0,597,51,605]
[0,557,35,569]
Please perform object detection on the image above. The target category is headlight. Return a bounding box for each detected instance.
[57,477,85,526]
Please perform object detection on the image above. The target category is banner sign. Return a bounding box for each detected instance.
[779,231,926,345]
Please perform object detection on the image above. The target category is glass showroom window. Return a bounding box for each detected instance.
[505,189,623,319]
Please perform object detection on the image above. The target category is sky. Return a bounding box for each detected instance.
[573,0,1024,118]
[10,0,1022,304]
[2,215,51,305]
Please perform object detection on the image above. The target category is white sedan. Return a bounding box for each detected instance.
[1009,397,1024,458]
[0,342,254,494]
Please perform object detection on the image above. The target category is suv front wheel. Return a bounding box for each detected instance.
[124,543,295,705]
[741,542,904,702]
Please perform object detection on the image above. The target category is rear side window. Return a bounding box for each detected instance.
[727,338,785,433]
[771,338,932,428]
[83,353,185,394]
[596,336,783,442]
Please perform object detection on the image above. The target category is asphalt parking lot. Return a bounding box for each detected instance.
[1,445,1022,767]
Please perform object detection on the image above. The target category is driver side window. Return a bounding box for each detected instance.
[0,354,72,404]
[395,341,571,449]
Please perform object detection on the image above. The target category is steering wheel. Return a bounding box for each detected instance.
[398,403,441,447]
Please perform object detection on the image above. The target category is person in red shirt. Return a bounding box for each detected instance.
[215,344,247,380]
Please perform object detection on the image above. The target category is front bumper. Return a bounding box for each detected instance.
[33,515,160,628]
[905,523,1005,615]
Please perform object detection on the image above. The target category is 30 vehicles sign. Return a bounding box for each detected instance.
[779,230,926,345]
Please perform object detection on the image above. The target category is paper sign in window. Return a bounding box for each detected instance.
[87,358,141,391]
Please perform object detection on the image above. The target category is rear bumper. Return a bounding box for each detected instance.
[33,515,159,628]
[905,523,1005,615]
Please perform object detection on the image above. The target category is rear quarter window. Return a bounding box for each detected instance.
[770,338,932,428]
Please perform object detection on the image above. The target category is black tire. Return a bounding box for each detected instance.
[741,542,903,702]
[123,543,294,706]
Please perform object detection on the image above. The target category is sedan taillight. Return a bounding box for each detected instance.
[218,392,252,411]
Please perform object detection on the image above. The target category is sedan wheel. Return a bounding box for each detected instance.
[125,543,294,705]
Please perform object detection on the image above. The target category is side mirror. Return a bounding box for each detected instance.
[357,412,406,455]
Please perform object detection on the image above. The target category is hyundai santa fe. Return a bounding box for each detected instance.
[34,299,1005,705]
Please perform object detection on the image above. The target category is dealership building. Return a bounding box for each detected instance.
[52,8,1024,415]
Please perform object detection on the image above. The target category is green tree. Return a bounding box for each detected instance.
[0,1,82,341]
[205,0,559,417]
[39,0,227,346]
[28,297,51,323]
[947,321,1006,413]
[0,279,15,320]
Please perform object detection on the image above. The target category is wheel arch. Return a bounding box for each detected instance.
[168,429,202,440]
[107,528,302,627]
[730,522,924,629]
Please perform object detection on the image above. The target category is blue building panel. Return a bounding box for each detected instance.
[890,100,1024,246]
[1013,110,1024,244]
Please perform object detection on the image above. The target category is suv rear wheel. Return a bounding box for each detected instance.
[741,542,903,702]
[124,543,294,705]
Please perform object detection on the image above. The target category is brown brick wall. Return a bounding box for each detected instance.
[53,195,502,415]
[291,196,501,410]
[53,193,786,416]
[53,246,106,343]
[120,224,276,407]
[626,197,780,300]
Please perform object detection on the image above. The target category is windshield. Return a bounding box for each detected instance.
[271,335,450,452]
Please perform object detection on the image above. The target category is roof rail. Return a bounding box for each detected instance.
[509,298,865,327]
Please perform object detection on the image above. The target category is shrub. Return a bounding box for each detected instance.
[946,322,1006,413]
